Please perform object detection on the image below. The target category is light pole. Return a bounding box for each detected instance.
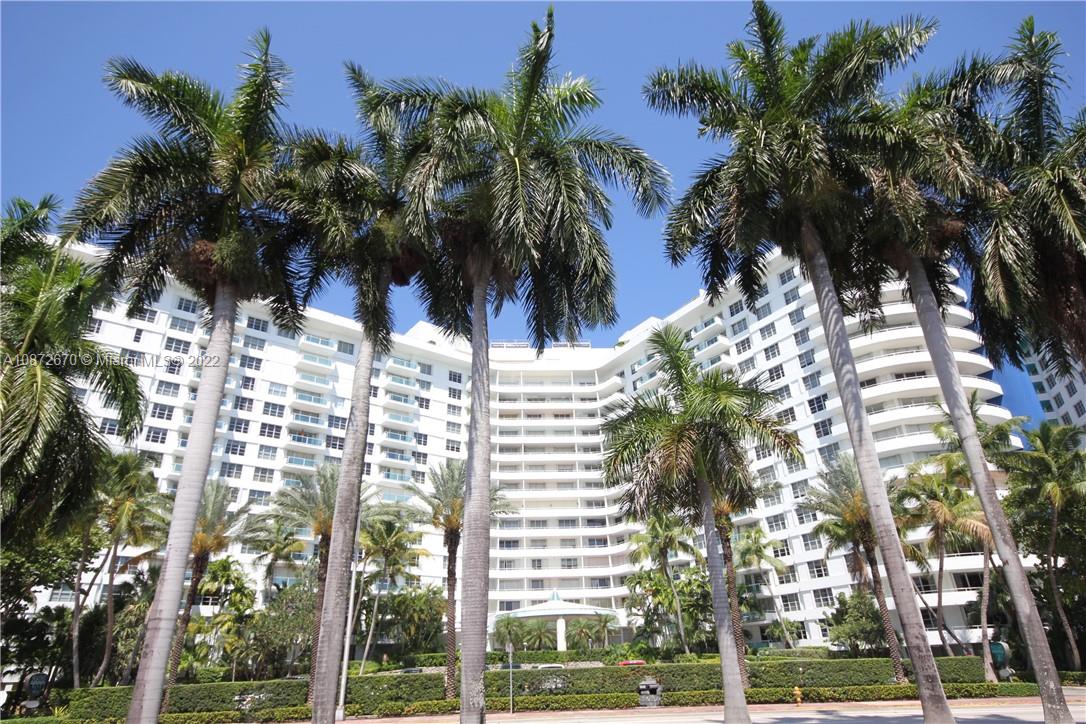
[506,641,514,714]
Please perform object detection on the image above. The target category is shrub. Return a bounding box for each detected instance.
[755,646,830,659]
[67,680,309,719]
[373,702,406,717]
[192,667,230,684]
[1061,671,1086,685]
[674,653,701,664]
[160,713,242,724]
[247,706,312,722]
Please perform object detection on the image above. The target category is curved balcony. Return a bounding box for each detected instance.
[291,389,328,412]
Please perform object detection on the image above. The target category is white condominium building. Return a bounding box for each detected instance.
[42,244,1015,652]
[1021,352,1086,436]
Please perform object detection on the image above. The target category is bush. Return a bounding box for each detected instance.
[755,646,831,659]
[67,680,309,719]
[192,667,230,684]
[247,706,312,722]
[159,713,242,724]
[1061,671,1086,685]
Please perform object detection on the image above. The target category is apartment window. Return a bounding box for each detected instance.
[767,364,784,382]
[808,394,828,414]
[326,435,344,450]
[766,513,787,533]
[144,427,168,444]
[177,297,199,314]
[418,362,432,376]
[759,323,776,340]
[785,456,804,474]
[1075,401,1086,417]
[224,440,246,456]
[735,337,752,354]
[415,396,430,409]
[267,382,287,398]
[446,440,461,453]
[798,350,815,369]
[788,308,805,325]
[771,385,791,401]
[802,532,822,551]
[242,335,265,351]
[1061,412,1072,424]
[89,318,102,335]
[778,565,797,584]
[803,371,822,391]
[249,467,273,483]
[807,560,829,578]
[219,462,243,479]
[241,376,255,391]
[337,340,355,356]
[731,319,748,335]
[448,371,463,384]
[1067,380,1078,396]
[794,328,810,346]
[246,317,269,333]
[419,380,432,391]
[783,287,800,304]
[779,268,796,285]
[258,444,277,461]
[150,403,175,420]
[764,343,780,361]
[772,540,791,557]
[498,540,521,550]
[813,587,835,607]
[367,423,375,436]
[412,451,428,465]
[370,385,378,399]
[132,329,143,342]
[328,415,347,431]
[729,301,744,316]
[170,316,196,333]
[239,355,262,371]
[259,423,282,439]
[445,386,463,402]
[755,303,771,320]
[228,418,249,434]
[263,402,285,418]
[895,370,928,381]
[777,407,796,424]
[249,490,270,506]
[165,359,183,375]
[781,593,801,612]
[1054,392,1065,407]
[791,480,809,499]
[446,421,461,434]
[234,396,254,412]
[156,381,181,398]
[447,404,462,417]
[164,337,190,354]
[814,418,833,438]
[415,432,429,446]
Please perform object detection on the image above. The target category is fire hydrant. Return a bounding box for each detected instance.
[793,686,803,705]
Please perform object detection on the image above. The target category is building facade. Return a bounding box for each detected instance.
[41,244,1015,651]
[1021,352,1086,436]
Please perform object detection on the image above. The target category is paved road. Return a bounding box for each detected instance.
[357,693,1086,724]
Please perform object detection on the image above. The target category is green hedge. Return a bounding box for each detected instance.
[67,680,308,720]
[1060,671,1086,685]
[408,649,628,667]
[754,646,831,659]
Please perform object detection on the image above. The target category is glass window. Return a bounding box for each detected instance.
[759,323,776,340]
[144,427,168,444]
[246,317,269,333]
[807,560,829,578]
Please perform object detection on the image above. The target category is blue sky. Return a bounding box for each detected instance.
[4,1,1083,421]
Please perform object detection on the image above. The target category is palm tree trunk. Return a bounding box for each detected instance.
[718,526,749,687]
[981,545,997,683]
[92,538,122,686]
[765,579,794,649]
[460,272,493,724]
[71,536,108,689]
[800,223,954,722]
[906,254,1072,718]
[444,532,460,699]
[1047,511,1080,671]
[311,319,379,724]
[307,537,331,704]
[120,624,144,686]
[359,580,385,672]
[914,580,968,653]
[661,558,691,654]
[936,546,953,656]
[128,281,236,723]
[696,477,750,724]
[162,554,208,712]
[862,541,907,683]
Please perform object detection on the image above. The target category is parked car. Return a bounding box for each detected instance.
[536,663,565,670]
[398,667,423,674]
[498,662,523,670]
[617,659,646,666]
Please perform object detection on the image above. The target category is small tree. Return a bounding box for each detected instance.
[826,590,885,658]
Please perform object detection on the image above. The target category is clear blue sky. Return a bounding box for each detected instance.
[4,1,1083,421]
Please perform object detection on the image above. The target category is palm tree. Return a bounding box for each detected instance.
[522,620,557,651]
[591,613,616,648]
[159,479,252,706]
[1003,422,1086,671]
[628,511,702,654]
[407,459,511,698]
[711,494,751,685]
[356,517,427,674]
[808,455,907,682]
[257,463,337,701]
[604,325,799,724]
[63,33,314,721]
[117,566,159,686]
[566,619,595,651]
[90,452,163,687]
[247,521,304,597]
[643,3,956,717]
[735,527,794,650]
[898,455,990,657]
[366,14,668,721]
[1,197,144,536]
[492,615,525,651]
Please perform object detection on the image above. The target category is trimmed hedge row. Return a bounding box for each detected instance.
[64,657,986,719]
[754,646,832,659]
[408,648,628,667]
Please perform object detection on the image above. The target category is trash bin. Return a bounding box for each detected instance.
[637,677,662,707]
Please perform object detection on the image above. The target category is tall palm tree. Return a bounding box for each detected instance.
[1,197,144,536]
[898,455,990,657]
[407,459,511,698]
[355,516,427,673]
[629,511,703,654]
[159,479,252,707]
[734,526,794,650]
[247,521,304,597]
[808,455,907,682]
[1003,422,1086,671]
[711,494,752,685]
[90,452,163,687]
[369,13,668,721]
[257,463,338,701]
[279,68,437,723]
[643,4,957,718]
[63,33,314,721]
[604,325,799,724]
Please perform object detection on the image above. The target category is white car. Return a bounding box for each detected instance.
[536,663,566,670]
